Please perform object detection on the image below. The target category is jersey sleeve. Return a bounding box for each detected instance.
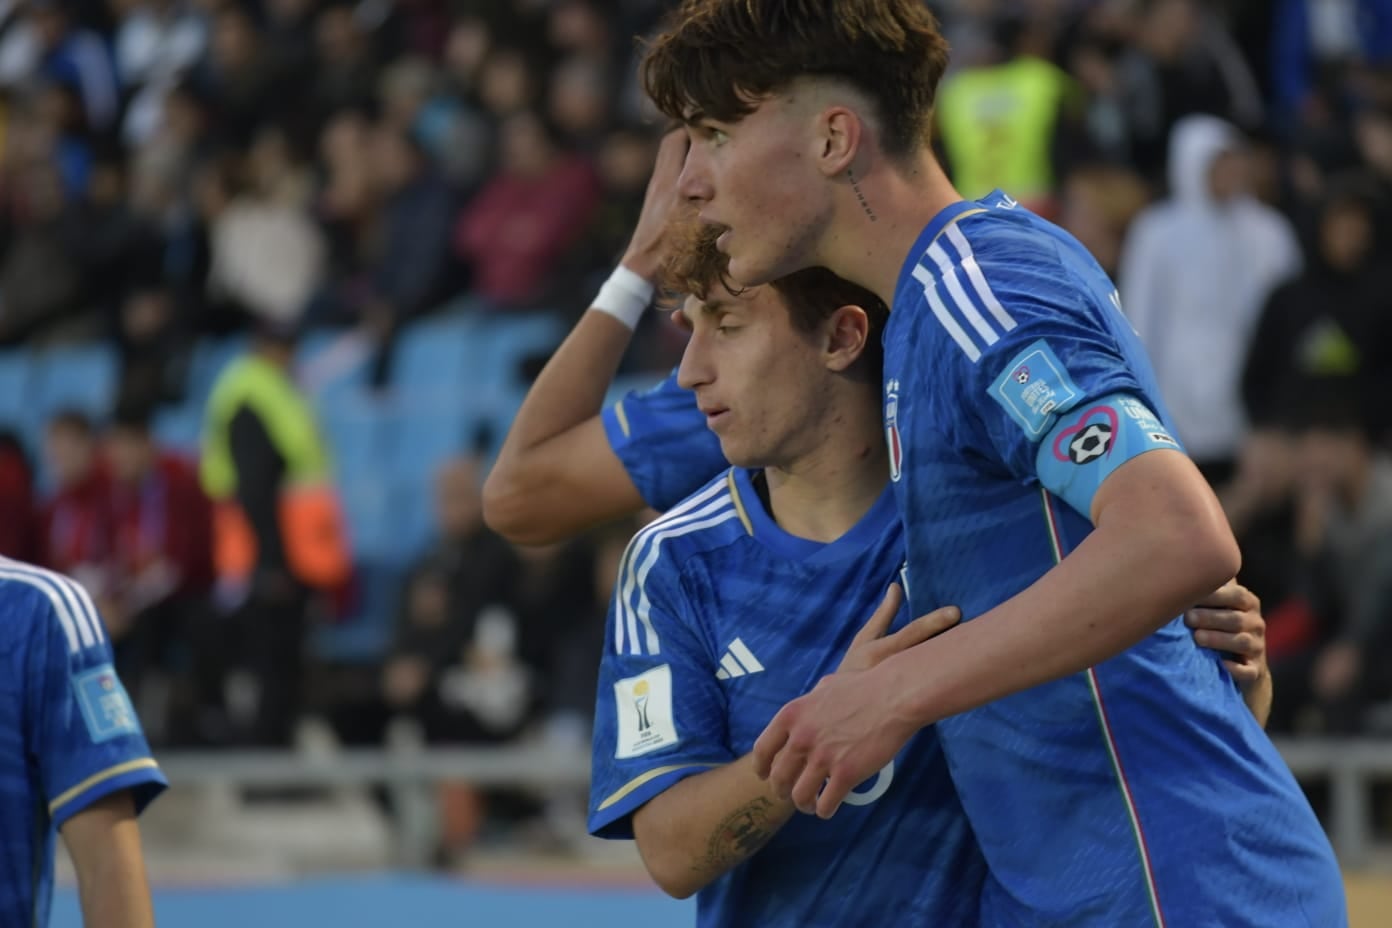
[928,255,1180,519]
[602,369,729,512]
[588,541,731,840]
[23,578,166,829]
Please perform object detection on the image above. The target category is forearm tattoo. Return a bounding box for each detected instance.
[695,797,781,877]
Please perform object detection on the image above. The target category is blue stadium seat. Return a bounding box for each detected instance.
[390,310,484,399]
[30,344,118,423]
[311,561,402,664]
[185,335,250,411]
[470,313,565,390]
[320,393,398,563]
[0,351,34,440]
[296,328,372,404]
[152,405,205,454]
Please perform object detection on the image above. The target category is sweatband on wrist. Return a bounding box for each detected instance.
[592,265,656,330]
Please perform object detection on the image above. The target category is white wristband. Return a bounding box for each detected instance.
[592,265,656,330]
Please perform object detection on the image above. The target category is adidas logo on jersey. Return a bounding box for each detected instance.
[715,638,764,679]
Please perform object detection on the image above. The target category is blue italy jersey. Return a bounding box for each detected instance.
[885,192,1344,927]
[588,469,984,928]
[0,558,166,928]
[602,369,729,511]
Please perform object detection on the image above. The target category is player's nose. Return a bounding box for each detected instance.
[677,334,712,391]
[678,146,713,205]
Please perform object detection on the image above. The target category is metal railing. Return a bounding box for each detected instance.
[155,738,1391,868]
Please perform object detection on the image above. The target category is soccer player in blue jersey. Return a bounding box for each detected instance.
[638,2,1346,925]
[485,132,1272,716]
[0,556,166,928]
[588,227,987,926]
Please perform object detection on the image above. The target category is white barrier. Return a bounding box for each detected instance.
[155,739,1390,868]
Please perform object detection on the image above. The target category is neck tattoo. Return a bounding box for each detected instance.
[848,167,877,222]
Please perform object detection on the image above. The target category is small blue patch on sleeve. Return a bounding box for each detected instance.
[988,340,1083,438]
[73,664,140,743]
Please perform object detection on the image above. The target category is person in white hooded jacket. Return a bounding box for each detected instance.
[1119,114,1302,485]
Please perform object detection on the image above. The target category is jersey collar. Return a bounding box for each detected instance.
[728,468,898,563]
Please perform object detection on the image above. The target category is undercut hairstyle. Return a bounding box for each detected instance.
[662,220,889,374]
[642,0,951,157]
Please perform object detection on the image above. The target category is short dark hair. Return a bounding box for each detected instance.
[661,221,889,372]
[47,409,94,437]
[110,397,153,435]
[642,0,951,157]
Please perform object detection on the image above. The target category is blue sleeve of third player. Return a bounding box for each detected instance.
[24,579,166,829]
[588,538,733,840]
[602,369,729,512]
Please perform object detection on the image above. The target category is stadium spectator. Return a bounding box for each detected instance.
[454,109,601,308]
[1351,103,1392,256]
[100,402,213,730]
[39,410,111,586]
[303,1,378,139]
[1112,0,1265,181]
[200,324,347,746]
[0,0,120,134]
[196,146,325,333]
[380,454,522,742]
[0,430,39,563]
[1270,0,1392,132]
[195,4,282,149]
[1120,114,1302,485]
[935,11,1083,213]
[113,0,208,149]
[1242,178,1392,440]
[1275,384,1392,733]
[0,159,90,346]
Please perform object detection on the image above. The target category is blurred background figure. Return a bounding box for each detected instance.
[200,322,348,748]
[1120,114,1302,487]
[0,2,1380,919]
[39,410,111,586]
[1264,383,1392,736]
[101,399,214,742]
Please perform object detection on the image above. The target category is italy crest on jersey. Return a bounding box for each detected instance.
[886,378,903,482]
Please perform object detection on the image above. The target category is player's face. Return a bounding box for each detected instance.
[676,288,834,470]
[679,99,832,288]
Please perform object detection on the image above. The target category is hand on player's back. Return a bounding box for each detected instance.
[838,584,960,673]
[1184,580,1267,689]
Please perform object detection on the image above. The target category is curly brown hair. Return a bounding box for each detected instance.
[660,218,888,373]
[642,0,951,157]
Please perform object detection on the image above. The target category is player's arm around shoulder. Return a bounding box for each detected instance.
[61,790,155,928]
[632,586,959,894]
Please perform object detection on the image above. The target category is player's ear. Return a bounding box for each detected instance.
[818,107,863,178]
[824,305,870,372]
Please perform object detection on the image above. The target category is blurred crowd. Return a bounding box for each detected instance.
[0,0,1388,853]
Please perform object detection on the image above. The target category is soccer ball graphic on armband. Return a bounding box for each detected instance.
[1068,423,1113,464]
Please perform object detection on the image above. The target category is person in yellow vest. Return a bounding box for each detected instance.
[935,13,1085,218]
[200,322,350,746]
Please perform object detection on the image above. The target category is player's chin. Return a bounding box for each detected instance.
[717,438,760,470]
[726,248,783,289]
